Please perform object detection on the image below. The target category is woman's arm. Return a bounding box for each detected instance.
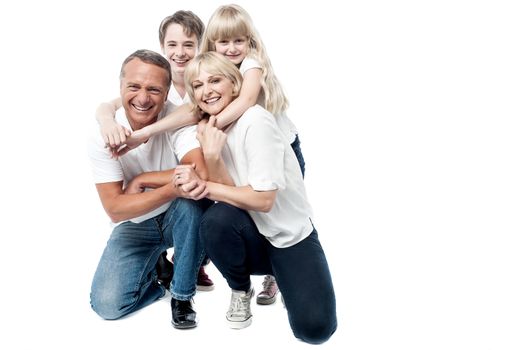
[196,117,235,186]
[214,68,262,129]
[206,182,277,213]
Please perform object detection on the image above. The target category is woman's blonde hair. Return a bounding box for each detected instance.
[200,4,289,115]
[185,52,243,111]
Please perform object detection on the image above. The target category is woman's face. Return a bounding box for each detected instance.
[191,69,235,115]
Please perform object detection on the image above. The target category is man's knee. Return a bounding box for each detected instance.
[90,290,127,320]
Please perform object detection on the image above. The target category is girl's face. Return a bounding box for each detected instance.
[161,23,199,78]
[191,70,235,116]
[214,36,249,65]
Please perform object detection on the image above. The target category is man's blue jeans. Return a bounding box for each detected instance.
[90,198,205,320]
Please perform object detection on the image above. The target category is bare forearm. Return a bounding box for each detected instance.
[214,95,257,129]
[206,182,276,212]
[204,155,235,186]
[102,183,179,222]
[142,103,198,138]
[96,98,121,124]
[131,169,173,189]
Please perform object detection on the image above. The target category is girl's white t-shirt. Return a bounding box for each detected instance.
[239,57,298,144]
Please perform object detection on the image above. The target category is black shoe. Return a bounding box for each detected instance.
[171,298,197,329]
[156,251,173,289]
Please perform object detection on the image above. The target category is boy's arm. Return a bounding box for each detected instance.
[214,68,262,129]
[95,97,130,149]
[115,103,200,157]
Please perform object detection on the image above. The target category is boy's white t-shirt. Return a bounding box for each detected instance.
[168,87,190,107]
[222,105,313,248]
[239,57,298,144]
[88,101,200,226]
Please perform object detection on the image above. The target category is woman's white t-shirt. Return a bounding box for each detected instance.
[222,105,313,248]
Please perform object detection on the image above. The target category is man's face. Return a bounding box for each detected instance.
[120,58,169,130]
[161,23,199,78]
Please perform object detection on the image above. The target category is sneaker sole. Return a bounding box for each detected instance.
[171,320,197,330]
[226,316,252,329]
[256,294,277,305]
[197,284,215,292]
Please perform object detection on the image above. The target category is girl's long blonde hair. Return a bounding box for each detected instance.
[201,4,289,115]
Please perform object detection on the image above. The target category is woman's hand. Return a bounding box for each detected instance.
[197,116,227,160]
[173,164,208,200]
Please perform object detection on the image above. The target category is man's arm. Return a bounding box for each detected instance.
[95,180,181,223]
[98,146,207,222]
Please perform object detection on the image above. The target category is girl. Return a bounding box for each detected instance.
[175,51,336,343]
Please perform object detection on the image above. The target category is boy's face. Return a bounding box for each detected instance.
[161,23,199,78]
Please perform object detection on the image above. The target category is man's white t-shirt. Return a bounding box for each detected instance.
[222,105,313,248]
[88,101,200,226]
[239,57,298,144]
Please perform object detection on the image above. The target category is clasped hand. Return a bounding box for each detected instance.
[173,164,208,200]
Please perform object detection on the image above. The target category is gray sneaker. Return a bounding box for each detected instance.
[226,286,254,329]
[256,275,279,305]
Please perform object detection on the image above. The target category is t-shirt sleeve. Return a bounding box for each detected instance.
[244,113,286,191]
[169,125,201,161]
[240,57,263,76]
[87,131,124,184]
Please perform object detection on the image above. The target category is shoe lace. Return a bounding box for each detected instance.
[230,291,251,315]
[261,275,276,295]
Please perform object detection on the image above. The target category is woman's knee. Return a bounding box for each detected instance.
[291,316,337,344]
[200,203,239,240]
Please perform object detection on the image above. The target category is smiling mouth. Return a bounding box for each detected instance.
[132,103,152,112]
[173,59,188,65]
[204,97,220,104]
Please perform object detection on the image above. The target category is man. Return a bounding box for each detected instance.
[95,11,215,290]
[88,49,207,329]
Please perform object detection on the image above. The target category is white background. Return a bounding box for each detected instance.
[0,0,525,349]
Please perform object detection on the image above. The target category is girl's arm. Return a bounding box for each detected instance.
[95,97,130,149]
[214,68,263,129]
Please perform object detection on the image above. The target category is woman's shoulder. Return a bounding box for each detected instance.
[237,105,276,128]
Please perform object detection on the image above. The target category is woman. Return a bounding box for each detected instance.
[174,52,337,344]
